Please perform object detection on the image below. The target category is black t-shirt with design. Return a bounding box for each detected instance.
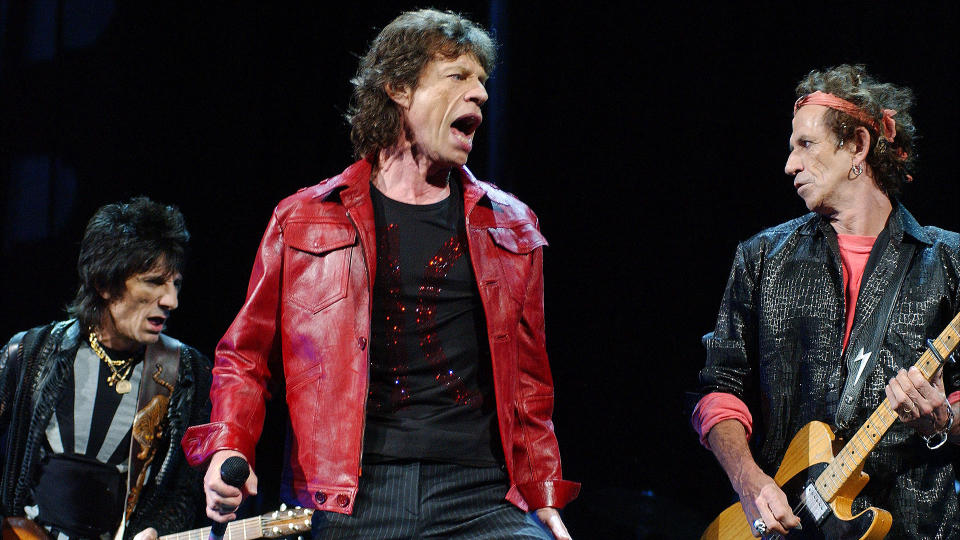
[364,179,501,467]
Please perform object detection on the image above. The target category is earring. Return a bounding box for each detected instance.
[851,163,863,176]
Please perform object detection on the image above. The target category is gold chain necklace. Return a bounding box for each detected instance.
[88,332,135,394]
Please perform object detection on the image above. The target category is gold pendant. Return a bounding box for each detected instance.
[116,379,132,394]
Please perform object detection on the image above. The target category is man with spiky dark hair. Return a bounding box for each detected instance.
[183,8,578,539]
[694,65,960,538]
[0,197,211,539]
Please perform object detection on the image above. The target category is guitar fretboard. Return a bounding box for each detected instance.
[160,517,262,540]
[815,311,960,501]
[156,506,313,540]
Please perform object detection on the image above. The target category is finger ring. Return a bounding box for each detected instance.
[753,518,767,535]
[902,404,912,415]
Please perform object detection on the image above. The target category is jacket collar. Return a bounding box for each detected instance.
[801,200,932,246]
[61,319,81,351]
[308,160,371,208]
[311,160,503,215]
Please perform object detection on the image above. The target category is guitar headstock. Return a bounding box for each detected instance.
[260,504,314,538]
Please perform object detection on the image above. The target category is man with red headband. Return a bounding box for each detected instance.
[693,64,960,538]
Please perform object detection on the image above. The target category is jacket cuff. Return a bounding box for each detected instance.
[516,479,581,510]
[181,421,257,468]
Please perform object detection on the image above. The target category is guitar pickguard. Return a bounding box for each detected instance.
[776,464,876,539]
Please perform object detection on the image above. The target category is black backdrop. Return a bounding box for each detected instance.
[1,2,958,538]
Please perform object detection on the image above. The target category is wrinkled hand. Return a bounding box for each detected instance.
[203,450,258,523]
[886,366,950,437]
[132,528,158,540]
[535,507,571,540]
[735,463,800,537]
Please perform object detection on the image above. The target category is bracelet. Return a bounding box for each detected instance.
[923,402,955,450]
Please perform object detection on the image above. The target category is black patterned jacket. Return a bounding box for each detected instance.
[0,320,211,537]
[698,203,960,539]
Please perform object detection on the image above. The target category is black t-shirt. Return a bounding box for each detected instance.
[364,179,501,466]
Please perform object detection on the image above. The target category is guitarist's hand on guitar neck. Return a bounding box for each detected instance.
[886,365,954,438]
[708,419,802,537]
[203,450,258,523]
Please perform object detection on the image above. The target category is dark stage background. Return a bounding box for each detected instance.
[1,2,958,538]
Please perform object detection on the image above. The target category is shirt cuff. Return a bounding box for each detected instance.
[691,392,753,450]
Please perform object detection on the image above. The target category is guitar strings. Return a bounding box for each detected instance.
[762,497,809,540]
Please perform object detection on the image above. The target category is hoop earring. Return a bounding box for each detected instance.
[851,163,863,177]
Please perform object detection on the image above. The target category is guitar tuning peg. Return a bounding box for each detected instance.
[280,503,288,511]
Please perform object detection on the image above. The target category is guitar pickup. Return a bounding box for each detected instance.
[802,483,831,524]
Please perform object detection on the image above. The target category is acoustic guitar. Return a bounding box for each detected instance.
[2,504,313,540]
[702,311,960,539]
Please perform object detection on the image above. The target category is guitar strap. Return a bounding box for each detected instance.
[117,334,181,537]
[834,242,915,430]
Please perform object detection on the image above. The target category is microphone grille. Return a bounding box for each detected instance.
[220,455,250,487]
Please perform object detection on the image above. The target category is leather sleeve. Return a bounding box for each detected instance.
[510,216,580,510]
[0,332,25,518]
[0,333,24,439]
[182,211,284,467]
[698,241,761,401]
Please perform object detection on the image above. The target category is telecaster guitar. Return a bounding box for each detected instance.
[702,311,960,539]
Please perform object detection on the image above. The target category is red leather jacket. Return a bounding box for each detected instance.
[183,160,579,514]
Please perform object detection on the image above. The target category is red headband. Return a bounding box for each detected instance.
[794,90,898,143]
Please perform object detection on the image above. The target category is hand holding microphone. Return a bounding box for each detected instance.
[203,451,258,532]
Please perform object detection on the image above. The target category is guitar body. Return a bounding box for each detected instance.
[701,421,892,539]
[2,518,52,540]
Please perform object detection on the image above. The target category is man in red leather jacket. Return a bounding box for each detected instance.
[182,9,579,539]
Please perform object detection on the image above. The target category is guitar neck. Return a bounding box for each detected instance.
[815,310,960,502]
[159,517,262,540]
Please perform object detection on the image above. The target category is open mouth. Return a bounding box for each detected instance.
[450,113,482,148]
[147,316,166,331]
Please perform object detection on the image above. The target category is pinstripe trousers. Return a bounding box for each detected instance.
[310,461,554,539]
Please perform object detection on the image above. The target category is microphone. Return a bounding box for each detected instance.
[209,456,250,540]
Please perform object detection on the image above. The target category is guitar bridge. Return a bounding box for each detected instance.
[802,483,831,524]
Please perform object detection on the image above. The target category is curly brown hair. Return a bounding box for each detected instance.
[347,9,496,161]
[796,64,916,197]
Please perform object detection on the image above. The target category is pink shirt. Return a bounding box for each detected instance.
[837,234,876,352]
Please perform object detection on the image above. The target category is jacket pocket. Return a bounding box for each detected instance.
[282,221,356,313]
[486,223,547,303]
[286,359,325,393]
[487,223,547,255]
